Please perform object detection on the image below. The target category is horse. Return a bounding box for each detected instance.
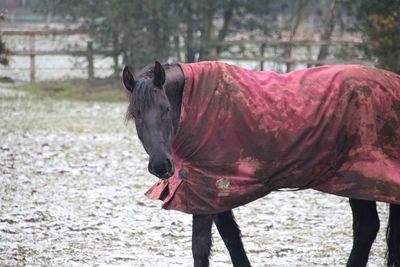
[122,61,400,267]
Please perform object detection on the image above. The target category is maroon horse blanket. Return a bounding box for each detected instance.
[146,61,400,214]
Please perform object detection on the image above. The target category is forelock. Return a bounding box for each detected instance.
[125,78,156,122]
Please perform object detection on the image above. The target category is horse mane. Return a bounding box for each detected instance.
[124,62,177,123]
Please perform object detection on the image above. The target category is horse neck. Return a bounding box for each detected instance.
[164,64,185,134]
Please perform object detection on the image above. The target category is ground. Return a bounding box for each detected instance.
[0,83,389,266]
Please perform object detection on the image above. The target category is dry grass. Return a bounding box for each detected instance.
[14,78,128,102]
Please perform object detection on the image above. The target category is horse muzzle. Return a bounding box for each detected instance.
[148,157,175,179]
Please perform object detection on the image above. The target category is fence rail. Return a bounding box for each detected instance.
[217,55,373,66]
[7,50,112,56]
[215,39,366,46]
[1,28,84,35]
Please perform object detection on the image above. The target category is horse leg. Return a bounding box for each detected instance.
[347,198,380,267]
[214,210,251,267]
[192,214,213,267]
[386,203,400,266]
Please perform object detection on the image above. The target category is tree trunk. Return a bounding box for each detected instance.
[216,0,235,55]
[185,1,196,62]
[199,0,215,61]
[316,0,337,66]
[285,0,308,72]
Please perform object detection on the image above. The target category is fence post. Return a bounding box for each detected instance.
[260,43,266,71]
[113,52,119,78]
[29,33,35,83]
[87,41,94,80]
[112,35,119,78]
[306,45,312,68]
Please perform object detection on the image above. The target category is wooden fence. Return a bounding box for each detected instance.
[213,39,374,71]
[1,29,374,83]
[2,29,118,83]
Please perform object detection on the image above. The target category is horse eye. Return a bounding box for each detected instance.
[161,106,170,118]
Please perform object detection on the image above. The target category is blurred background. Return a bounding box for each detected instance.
[1,0,400,83]
[1,1,400,266]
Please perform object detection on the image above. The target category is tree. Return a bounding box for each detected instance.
[341,0,400,73]
[284,0,310,71]
[316,0,337,65]
[35,0,179,71]
[35,0,279,69]
[358,0,400,73]
[179,0,274,62]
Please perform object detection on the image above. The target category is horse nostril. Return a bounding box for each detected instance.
[148,161,154,174]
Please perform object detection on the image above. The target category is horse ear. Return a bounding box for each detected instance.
[154,61,166,88]
[122,66,136,93]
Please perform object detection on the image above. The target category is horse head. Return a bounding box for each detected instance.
[123,61,175,179]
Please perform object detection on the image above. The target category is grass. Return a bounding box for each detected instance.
[13,78,128,102]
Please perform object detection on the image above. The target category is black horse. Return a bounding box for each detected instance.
[122,61,400,267]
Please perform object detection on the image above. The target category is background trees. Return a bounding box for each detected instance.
[34,0,400,73]
[35,0,275,71]
[356,0,400,73]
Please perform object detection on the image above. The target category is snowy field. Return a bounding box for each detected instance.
[0,83,389,266]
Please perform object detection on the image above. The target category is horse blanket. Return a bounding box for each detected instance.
[146,61,400,214]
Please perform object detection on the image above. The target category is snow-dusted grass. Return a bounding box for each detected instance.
[0,84,388,266]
